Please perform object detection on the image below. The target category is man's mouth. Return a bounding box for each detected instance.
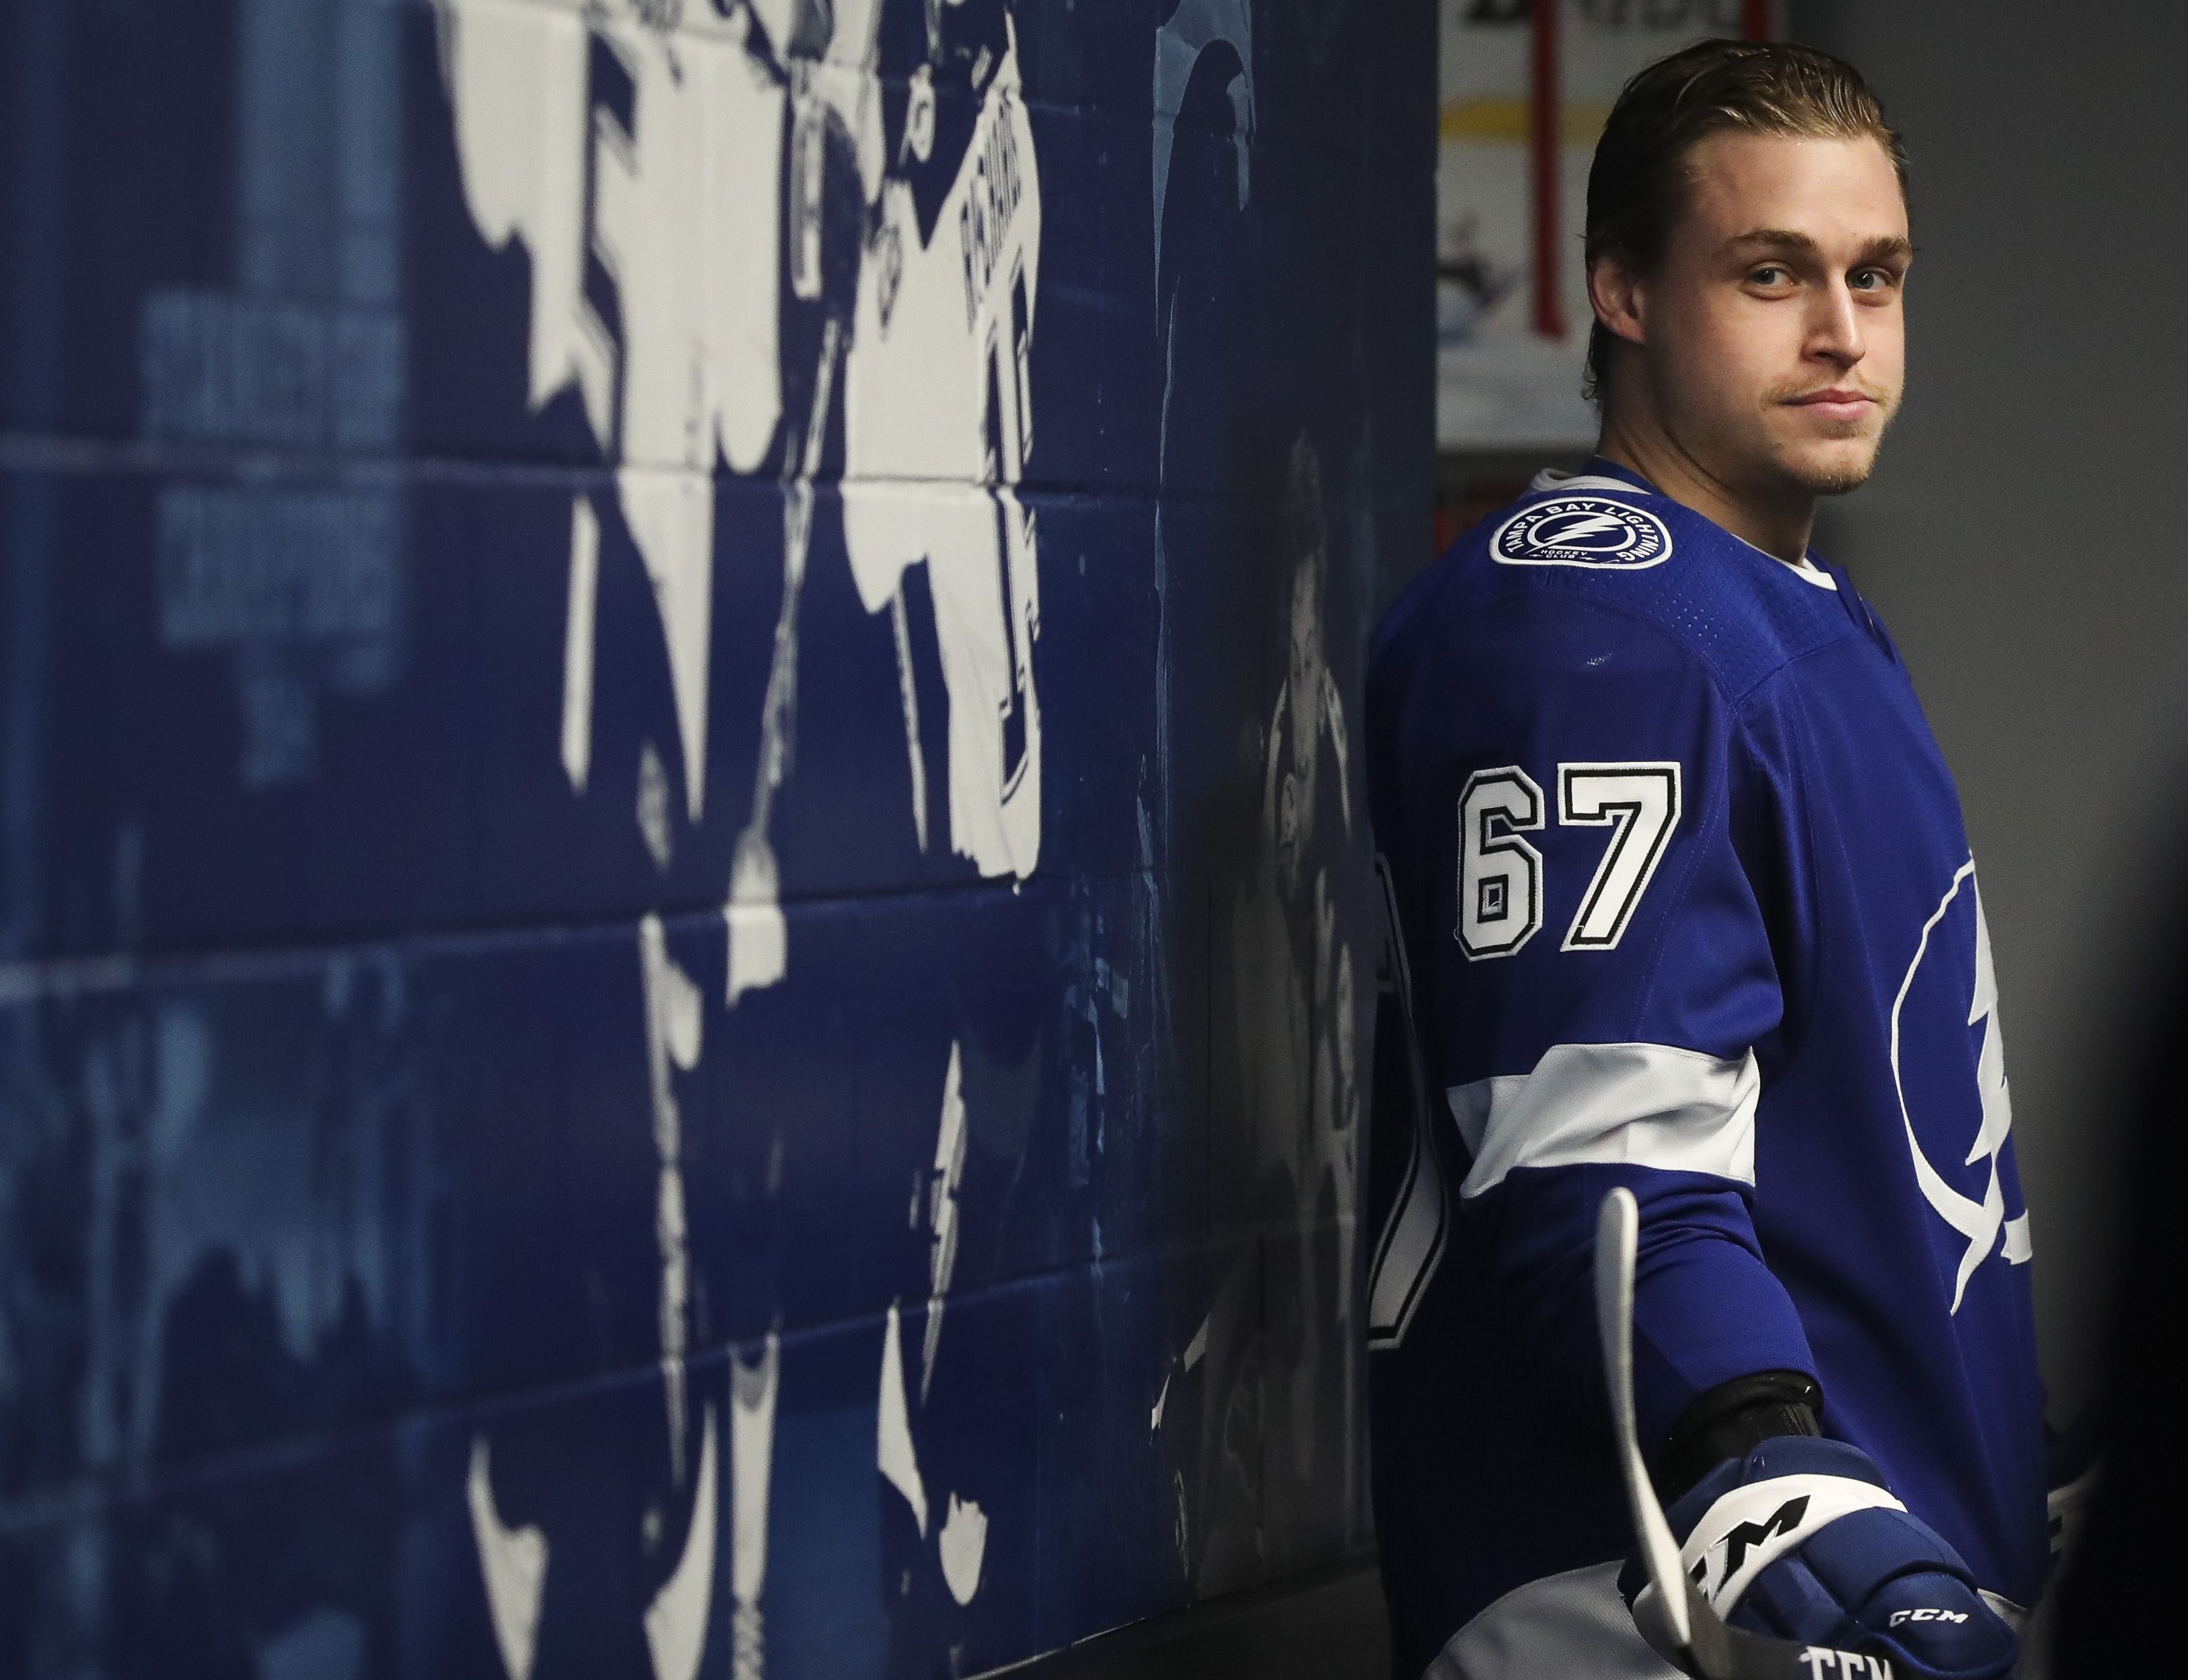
[1785,388,1877,423]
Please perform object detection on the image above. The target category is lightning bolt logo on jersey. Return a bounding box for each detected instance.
[1363,464,2046,1679]
[1491,495,1673,568]
[1895,863,2033,1312]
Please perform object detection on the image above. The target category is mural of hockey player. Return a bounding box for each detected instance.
[839,3,1046,1666]
[1228,439,1367,1570]
[1144,0,1268,1598]
[433,0,1043,1673]
[1144,2,1370,1596]
[436,10,785,1673]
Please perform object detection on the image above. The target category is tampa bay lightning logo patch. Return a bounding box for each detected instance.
[1492,496,1673,569]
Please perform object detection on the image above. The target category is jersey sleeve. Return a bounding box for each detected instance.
[1368,584,1816,1452]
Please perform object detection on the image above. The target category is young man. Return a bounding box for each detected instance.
[1366,42,2044,1680]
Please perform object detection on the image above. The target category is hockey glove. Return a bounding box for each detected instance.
[1618,1436,2018,1680]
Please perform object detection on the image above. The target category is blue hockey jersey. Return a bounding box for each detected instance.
[1364,462,2047,1676]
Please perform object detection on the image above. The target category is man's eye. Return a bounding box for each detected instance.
[1750,266,1790,286]
[1851,269,1893,290]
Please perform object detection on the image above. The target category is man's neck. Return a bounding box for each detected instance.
[1596,407,1815,565]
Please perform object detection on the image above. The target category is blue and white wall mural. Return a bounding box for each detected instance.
[0,1,1433,1673]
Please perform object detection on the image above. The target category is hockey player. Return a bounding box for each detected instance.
[1367,42,2044,1679]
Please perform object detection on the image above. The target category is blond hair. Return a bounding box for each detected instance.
[1584,39,1906,401]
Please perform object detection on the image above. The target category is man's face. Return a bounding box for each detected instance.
[1626,131,1910,497]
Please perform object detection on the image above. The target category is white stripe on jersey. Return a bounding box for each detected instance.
[1446,1041,1760,1198]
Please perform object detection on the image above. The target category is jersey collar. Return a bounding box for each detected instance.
[1535,456,1838,591]
[1528,456,1655,498]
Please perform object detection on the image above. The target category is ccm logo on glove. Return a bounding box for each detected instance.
[1620,1437,2020,1679]
[1681,1474,1905,1610]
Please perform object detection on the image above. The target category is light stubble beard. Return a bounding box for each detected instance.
[1789,451,1881,496]
[1765,384,1898,497]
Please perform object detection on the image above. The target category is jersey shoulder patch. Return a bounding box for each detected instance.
[1491,491,1672,571]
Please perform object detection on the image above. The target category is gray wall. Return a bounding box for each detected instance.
[1795,3,2188,1418]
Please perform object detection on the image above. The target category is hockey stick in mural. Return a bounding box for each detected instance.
[1594,1189,1894,1680]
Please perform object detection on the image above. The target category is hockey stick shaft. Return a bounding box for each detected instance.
[1594,1188,1893,1680]
[1596,1185,1695,1651]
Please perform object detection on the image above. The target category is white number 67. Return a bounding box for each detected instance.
[1455,761,1682,960]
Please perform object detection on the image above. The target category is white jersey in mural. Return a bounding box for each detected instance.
[842,25,1042,886]
[433,0,1041,915]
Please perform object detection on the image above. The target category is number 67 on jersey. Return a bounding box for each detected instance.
[1458,762,1682,959]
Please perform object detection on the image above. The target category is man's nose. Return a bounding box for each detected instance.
[1808,281,1866,366]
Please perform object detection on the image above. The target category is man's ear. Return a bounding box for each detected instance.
[1588,252,1647,351]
